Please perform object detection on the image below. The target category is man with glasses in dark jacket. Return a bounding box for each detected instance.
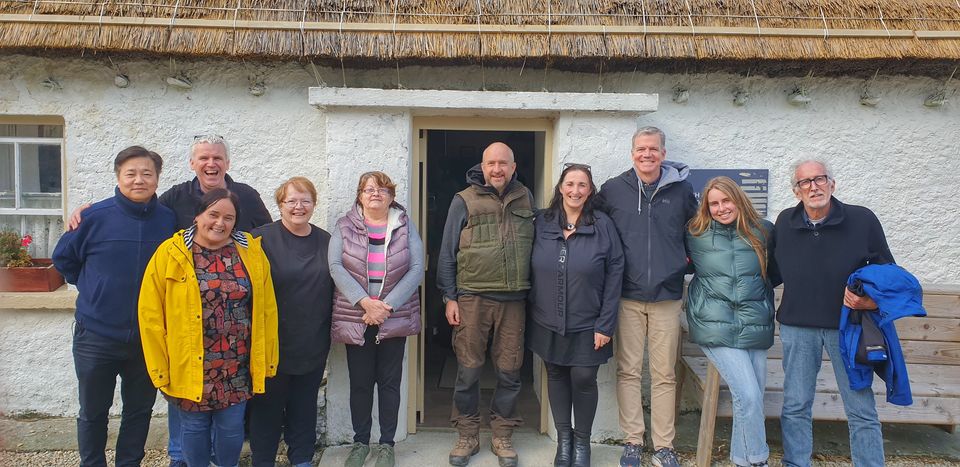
[597,127,697,467]
[773,159,892,467]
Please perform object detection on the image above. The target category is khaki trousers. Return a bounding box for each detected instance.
[615,298,682,449]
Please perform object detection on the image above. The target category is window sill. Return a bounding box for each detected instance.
[0,285,76,310]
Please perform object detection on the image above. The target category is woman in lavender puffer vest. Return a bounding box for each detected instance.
[328,171,423,467]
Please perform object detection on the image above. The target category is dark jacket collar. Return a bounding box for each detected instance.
[537,213,597,239]
[617,160,691,192]
[113,186,159,219]
[190,173,235,194]
[787,196,846,230]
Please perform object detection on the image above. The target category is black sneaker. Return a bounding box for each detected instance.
[619,443,642,467]
[651,447,680,467]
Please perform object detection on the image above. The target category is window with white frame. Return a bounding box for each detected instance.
[0,119,65,259]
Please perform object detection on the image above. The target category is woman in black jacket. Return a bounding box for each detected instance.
[528,163,624,467]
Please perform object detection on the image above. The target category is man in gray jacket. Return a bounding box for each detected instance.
[597,127,697,467]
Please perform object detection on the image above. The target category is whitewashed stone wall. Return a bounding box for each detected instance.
[1,54,958,447]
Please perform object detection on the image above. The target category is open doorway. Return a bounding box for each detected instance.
[416,128,544,431]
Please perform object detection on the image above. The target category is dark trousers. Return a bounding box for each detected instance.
[544,362,600,438]
[73,323,156,467]
[248,362,328,467]
[450,296,525,437]
[344,326,406,446]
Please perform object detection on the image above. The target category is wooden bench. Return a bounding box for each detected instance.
[676,286,960,467]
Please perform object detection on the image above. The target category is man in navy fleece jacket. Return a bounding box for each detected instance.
[53,146,176,467]
[772,159,894,467]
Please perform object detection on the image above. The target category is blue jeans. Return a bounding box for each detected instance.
[701,346,769,466]
[168,402,182,461]
[169,401,217,463]
[780,324,884,467]
[73,323,156,467]
[176,401,247,467]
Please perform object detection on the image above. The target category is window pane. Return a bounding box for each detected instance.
[0,124,62,138]
[0,144,13,208]
[0,215,63,259]
[19,144,62,209]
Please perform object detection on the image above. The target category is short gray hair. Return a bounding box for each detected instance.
[632,126,666,148]
[790,159,834,187]
[190,134,230,161]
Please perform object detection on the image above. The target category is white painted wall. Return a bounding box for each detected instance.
[1,54,958,448]
[0,55,328,421]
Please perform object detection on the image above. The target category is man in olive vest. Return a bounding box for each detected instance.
[438,142,535,467]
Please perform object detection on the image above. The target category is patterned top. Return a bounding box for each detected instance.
[365,221,388,299]
[171,242,253,412]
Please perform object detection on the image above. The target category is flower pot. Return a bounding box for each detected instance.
[0,259,65,292]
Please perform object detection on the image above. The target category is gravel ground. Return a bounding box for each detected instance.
[2,449,958,466]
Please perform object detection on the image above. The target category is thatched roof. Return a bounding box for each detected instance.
[1,1,959,75]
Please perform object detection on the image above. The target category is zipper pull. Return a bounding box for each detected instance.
[375,334,382,345]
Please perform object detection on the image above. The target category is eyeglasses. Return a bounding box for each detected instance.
[563,162,592,171]
[362,188,392,196]
[193,134,224,140]
[282,199,314,208]
[794,175,831,190]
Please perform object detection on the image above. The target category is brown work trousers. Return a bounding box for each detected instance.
[450,295,525,437]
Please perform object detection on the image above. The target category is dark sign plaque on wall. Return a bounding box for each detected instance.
[687,169,769,217]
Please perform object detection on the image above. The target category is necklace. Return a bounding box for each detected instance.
[564,222,576,231]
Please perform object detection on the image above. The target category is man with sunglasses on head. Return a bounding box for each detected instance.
[597,126,697,467]
[157,135,272,231]
[68,134,272,467]
[772,160,892,467]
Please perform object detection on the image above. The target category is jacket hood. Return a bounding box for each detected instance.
[465,163,521,194]
[659,160,691,187]
[616,159,690,191]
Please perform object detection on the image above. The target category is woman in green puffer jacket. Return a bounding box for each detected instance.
[686,176,778,467]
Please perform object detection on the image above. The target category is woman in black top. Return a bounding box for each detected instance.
[528,164,624,467]
[249,177,334,467]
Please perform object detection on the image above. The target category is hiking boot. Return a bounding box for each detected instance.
[571,432,591,467]
[448,432,480,466]
[554,430,573,466]
[344,442,370,467]
[651,447,681,467]
[619,443,642,467]
[374,444,396,467]
[490,436,519,467]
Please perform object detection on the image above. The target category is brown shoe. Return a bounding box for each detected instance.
[449,432,480,466]
[490,436,519,467]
